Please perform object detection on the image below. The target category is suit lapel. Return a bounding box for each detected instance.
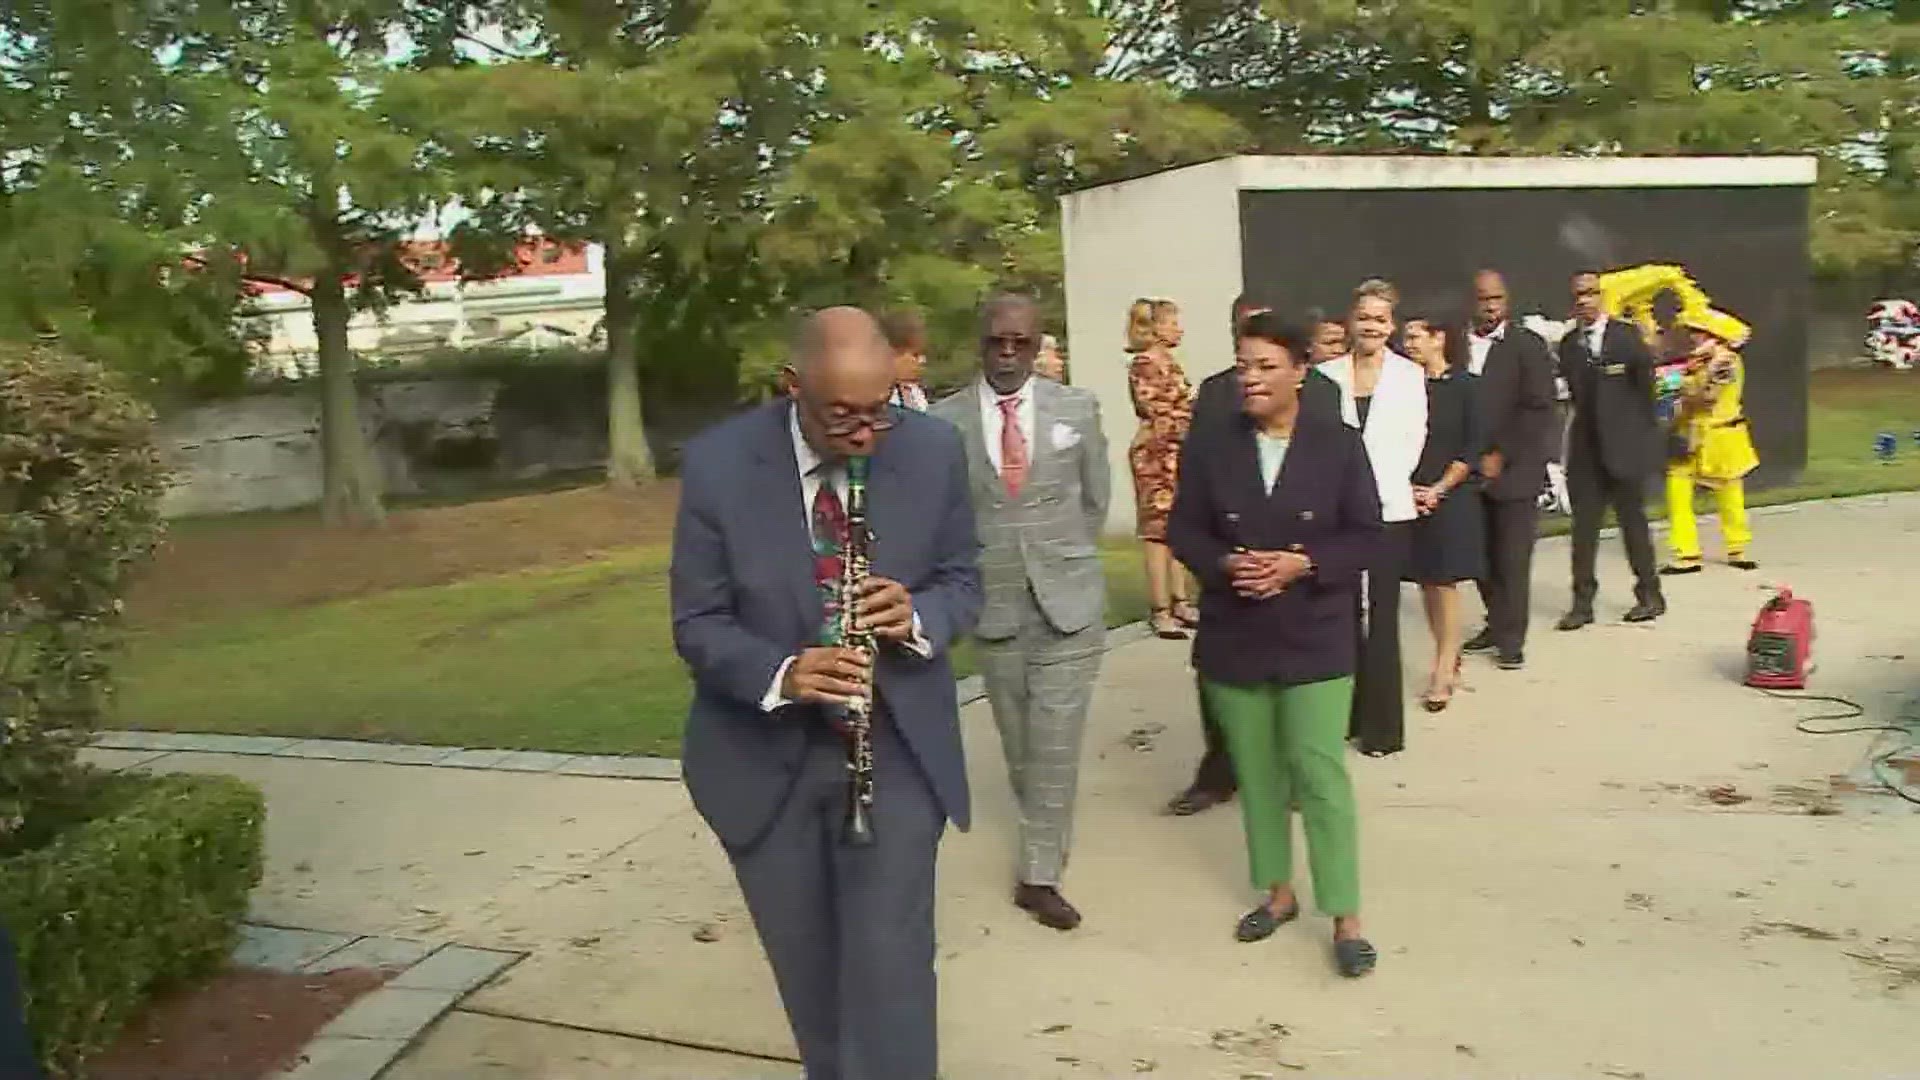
[865,436,909,582]
[1026,377,1059,497]
[953,385,1000,501]
[750,403,827,634]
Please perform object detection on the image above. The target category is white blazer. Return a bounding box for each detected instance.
[1319,351,1428,523]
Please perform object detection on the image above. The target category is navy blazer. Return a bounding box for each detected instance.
[1557,319,1660,482]
[1168,408,1383,687]
[670,402,983,854]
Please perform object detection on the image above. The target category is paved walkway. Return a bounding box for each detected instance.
[87,494,1920,1079]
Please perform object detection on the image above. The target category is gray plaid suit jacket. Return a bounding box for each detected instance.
[931,376,1110,642]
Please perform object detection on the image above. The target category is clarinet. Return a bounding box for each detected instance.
[835,455,878,847]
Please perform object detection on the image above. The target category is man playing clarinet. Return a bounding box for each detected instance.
[671,306,982,1080]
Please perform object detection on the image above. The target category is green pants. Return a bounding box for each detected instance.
[1202,676,1360,917]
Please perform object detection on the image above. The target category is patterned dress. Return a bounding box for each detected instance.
[1127,351,1194,541]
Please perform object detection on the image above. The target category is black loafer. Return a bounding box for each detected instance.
[1166,786,1233,816]
[1659,562,1703,576]
[1623,597,1665,623]
[1462,630,1496,653]
[1234,902,1300,943]
[1556,609,1593,631]
[1334,937,1377,977]
[1495,649,1524,670]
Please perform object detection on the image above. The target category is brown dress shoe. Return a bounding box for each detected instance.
[1013,884,1082,931]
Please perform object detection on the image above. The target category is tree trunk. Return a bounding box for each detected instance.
[602,259,655,487]
[310,274,385,527]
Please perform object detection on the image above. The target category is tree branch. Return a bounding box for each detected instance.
[458,33,543,63]
[181,253,314,295]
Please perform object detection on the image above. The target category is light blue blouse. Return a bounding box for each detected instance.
[1255,432,1290,494]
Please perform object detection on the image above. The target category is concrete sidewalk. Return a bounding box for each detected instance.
[91,493,1920,1079]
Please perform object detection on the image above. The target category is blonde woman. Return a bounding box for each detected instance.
[1037,333,1068,382]
[1126,298,1199,638]
[1318,280,1428,755]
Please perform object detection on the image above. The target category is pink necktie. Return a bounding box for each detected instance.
[999,396,1027,497]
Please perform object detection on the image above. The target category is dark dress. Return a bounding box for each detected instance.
[1406,373,1487,586]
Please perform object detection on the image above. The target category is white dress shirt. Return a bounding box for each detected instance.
[1468,322,1506,377]
[1583,315,1609,357]
[978,376,1036,474]
[761,405,930,712]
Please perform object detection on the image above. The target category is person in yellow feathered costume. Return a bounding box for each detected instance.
[1661,306,1760,574]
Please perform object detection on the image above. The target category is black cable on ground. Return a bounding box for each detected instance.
[1755,688,1920,807]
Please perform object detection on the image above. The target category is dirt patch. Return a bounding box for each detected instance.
[126,481,680,629]
[86,966,389,1080]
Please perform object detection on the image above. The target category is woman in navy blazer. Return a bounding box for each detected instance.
[1169,312,1383,978]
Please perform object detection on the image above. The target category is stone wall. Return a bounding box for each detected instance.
[156,372,735,518]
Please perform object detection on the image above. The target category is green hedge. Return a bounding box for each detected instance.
[0,771,265,1079]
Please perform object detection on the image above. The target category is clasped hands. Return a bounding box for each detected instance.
[781,577,912,706]
[1224,549,1312,600]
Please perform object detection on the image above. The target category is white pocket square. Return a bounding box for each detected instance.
[1049,422,1080,450]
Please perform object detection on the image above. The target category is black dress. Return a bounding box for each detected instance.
[1405,372,1487,586]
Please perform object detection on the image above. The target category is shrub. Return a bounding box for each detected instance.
[0,338,167,850]
[0,771,265,1078]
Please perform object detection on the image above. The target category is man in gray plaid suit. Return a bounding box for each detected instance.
[932,293,1110,930]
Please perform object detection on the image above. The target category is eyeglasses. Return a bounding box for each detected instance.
[820,413,897,437]
[801,396,897,437]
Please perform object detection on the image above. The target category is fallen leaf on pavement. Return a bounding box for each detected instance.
[692,923,721,943]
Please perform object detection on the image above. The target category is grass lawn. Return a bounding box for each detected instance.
[114,541,1151,757]
[113,367,1920,756]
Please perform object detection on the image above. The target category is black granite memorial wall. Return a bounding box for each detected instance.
[1239,185,1811,485]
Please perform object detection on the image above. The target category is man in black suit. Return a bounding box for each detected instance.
[1461,270,1558,669]
[1556,271,1665,629]
[1166,292,1343,816]
[671,306,983,1080]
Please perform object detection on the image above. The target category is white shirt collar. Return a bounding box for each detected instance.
[978,375,1032,408]
[979,376,1036,473]
[1472,322,1507,341]
[788,403,822,478]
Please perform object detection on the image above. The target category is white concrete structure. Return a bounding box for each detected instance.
[1059,154,1820,535]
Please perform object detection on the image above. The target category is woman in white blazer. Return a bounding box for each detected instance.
[1318,279,1428,756]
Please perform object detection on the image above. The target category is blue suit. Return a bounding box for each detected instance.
[671,400,982,1080]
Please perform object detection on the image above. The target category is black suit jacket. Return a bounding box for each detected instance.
[1476,325,1558,501]
[1168,408,1382,687]
[1192,365,1342,435]
[1557,319,1659,482]
[670,403,983,854]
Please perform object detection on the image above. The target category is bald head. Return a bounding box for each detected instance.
[784,306,896,459]
[792,306,892,376]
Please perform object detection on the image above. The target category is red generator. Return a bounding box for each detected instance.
[1746,587,1815,690]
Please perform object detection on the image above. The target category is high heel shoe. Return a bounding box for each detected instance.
[1421,674,1455,712]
